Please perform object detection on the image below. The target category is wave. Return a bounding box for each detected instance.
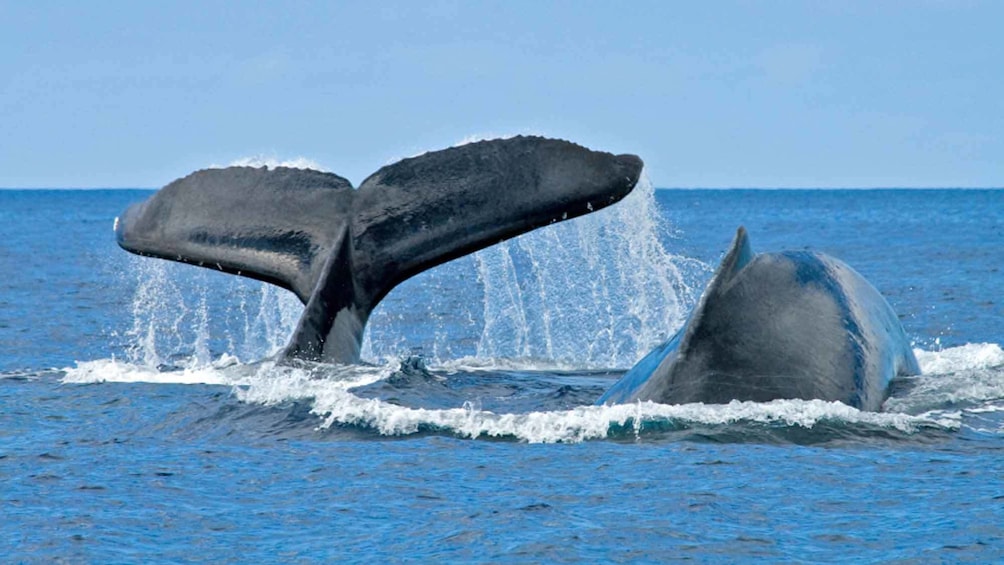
[306,394,960,444]
[884,343,1004,414]
[58,342,1002,444]
[64,355,246,386]
[914,342,1004,374]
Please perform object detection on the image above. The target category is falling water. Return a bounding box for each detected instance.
[364,174,707,368]
[122,172,707,369]
[122,258,302,367]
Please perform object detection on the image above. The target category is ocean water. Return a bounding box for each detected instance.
[2,184,1002,561]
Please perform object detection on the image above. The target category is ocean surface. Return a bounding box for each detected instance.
[2,183,1002,562]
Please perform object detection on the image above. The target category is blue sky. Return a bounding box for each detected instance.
[2,1,1001,188]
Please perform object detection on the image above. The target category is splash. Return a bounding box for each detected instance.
[62,353,987,444]
[884,343,1004,414]
[62,341,1003,443]
[453,132,523,147]
[64,356,243,386]
[222,155,327,171]
[120,256,302,368]
[301,398,959,443]
[915,342,1004,374]
[364,174,708,367]
[68,356,956,444]
[120,165,704,369]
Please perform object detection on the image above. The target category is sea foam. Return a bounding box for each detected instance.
[61,341,1004,443]
[915,342,1004,374]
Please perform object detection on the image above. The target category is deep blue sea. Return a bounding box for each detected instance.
[2,183,1002,562]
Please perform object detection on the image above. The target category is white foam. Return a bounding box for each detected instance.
[882,343,1004,414]
[232,362,393,405]
[227,363,960,442]
[302,395,958,443]
[968,404,1004,414]
[307,343,1000,442]
[432,355,584,373]
[452,132,525,147]
[915,343,1004,374]
[61,343,1003,443]
[221,155,327,171]
[63,356,243,386]
[60,352,976,443]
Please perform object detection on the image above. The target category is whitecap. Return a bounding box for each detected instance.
[915,342,1004,374]
[63,355,242,386]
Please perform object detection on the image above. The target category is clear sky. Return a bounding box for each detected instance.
[2,1,1001,188]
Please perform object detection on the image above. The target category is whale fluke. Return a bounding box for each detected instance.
[116,136,643,363]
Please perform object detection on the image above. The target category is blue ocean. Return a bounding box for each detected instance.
[2,183,1002,561]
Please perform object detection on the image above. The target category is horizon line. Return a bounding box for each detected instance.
[1,186,1002,191]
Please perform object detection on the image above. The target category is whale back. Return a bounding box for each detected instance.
[600,227,919,410]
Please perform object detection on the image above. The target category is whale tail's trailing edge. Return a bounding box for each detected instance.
[116,136,643,363]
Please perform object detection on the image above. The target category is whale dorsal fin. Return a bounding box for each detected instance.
[692,226,755,312]
[672,226,755,359]
[117,136,643,363]
[707,226,754,294]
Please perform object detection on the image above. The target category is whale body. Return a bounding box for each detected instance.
[599,227,920,411]
[116,136,642,364]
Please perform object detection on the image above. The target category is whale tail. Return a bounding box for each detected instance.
[116,136,643,363]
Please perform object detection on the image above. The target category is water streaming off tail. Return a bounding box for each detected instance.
[122,258,302,367]
[364,175,707,368]
[122,173,707,369]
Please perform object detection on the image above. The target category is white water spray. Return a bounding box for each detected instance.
[122,258,302,368]
[365,173,707,368]
[120,171,705,369]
